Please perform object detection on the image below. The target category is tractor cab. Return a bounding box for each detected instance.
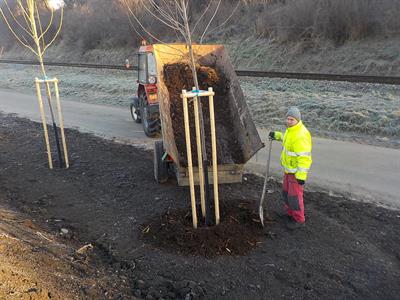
[130,43,161,137]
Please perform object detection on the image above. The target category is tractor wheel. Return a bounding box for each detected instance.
[140,93,160,138]
[130,103,141,123]
[154,140,169,183]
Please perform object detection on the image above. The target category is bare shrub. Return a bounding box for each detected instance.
[2,0,400,53]
[61,0,134,51]
[0,17,13,51]
[315,0,379,44]
[0,0,63,51]
[252,0,400,44]
[0,1,28,50]
[380,1,400,35]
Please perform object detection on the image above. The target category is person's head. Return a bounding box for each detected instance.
[286,106,301,127]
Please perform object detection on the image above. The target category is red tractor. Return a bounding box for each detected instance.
[130,44,161,137]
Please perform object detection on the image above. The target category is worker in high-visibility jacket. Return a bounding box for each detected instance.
[269,107,312,230]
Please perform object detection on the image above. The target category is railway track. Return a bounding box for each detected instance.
[1,59,400,85]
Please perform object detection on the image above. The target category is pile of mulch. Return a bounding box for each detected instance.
[140,200,264,257]
[163,63,244,166]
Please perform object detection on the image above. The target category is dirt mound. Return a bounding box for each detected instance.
[163,62,244,166]
[141,200,264,257]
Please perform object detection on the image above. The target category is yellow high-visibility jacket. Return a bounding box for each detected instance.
[275,121,312,181]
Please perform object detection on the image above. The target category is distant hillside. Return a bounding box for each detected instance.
[1,0,399,75]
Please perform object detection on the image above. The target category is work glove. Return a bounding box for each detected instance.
[269,131,276,140]
[297,179,305,185]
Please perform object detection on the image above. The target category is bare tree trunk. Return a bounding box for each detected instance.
[181,0,212,225]
[30,4,64,168]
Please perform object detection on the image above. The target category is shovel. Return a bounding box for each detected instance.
[259,139,273,227]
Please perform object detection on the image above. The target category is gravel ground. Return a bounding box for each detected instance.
[1,63,399,147]
[0,113,399,299]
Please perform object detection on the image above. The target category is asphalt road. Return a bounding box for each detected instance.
[1,89,399,208]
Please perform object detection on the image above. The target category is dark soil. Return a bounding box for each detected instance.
[0,113,399,299]
[141,200,264,257]
[164,63,244,166]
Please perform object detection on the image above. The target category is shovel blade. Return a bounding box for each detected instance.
[259,206,264,227]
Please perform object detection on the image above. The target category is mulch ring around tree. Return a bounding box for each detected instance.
[140,200,265,257]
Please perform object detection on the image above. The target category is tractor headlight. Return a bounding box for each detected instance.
[148,76,157,84]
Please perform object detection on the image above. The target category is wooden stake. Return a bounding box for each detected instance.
[208,87,220,225]
[182,90,197,229]
[35,78,53,169]
[54,79,69,168]
[192,87,206,219]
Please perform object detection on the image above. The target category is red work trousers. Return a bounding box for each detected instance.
[282,173,305,223]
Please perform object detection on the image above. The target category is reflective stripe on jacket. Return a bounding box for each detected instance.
[275,121,312,181]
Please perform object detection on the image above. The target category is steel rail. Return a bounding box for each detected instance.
[0,59,138,71]
[1,59,400,85]
[235,70,400,85]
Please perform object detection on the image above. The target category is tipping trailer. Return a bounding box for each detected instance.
[130,44,263,185]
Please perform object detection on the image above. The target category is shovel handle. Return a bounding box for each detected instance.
[260,139,273,207]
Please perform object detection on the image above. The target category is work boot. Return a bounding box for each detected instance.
[286,219,305,230]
